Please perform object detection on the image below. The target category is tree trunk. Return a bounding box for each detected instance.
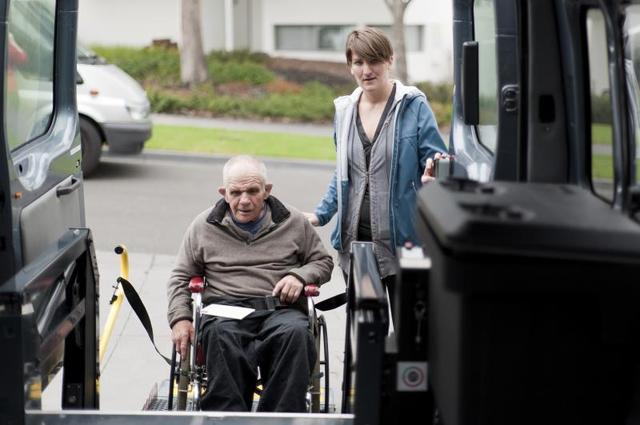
[180,0,208,86]
[384,0,412,83]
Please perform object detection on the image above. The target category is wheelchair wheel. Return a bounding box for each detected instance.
[168,344,178,410]
[309,313,330,413]
[176,349,191,410]
[318,315,330,413]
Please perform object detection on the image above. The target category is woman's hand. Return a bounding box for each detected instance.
[422,152,450,184]
[303,212,320,226]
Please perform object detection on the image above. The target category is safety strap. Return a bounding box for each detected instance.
[117,277,172,365]
[314,292,347,312]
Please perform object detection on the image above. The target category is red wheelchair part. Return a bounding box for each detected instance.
[189,276,205,293]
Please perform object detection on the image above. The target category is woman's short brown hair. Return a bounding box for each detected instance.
[345,27,394,65]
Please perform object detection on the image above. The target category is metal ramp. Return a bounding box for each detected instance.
[26,411,353,425]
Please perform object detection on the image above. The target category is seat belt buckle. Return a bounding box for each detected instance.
[265,296,276,311]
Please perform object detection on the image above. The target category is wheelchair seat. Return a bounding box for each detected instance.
[168,276,331,413]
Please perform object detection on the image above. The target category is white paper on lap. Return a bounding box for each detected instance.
[201,304,255,320]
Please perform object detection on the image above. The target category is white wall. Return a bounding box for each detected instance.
[201,0,227,52]
[77,0,453,83]
[78,0,179,47]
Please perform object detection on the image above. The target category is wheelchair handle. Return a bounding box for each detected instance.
[305,284,320,297]
[189,276,205,293]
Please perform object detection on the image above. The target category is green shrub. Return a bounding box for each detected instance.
[430,101,453,128]
[207,49,268,64]
[147,82,335,122]
[591,90,612,124]
[415,81,454,105]
[92,46,180,84]
[208,61,275,85]
[96,45,450,126]
[147,90,187,112]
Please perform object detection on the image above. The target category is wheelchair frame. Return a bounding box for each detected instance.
[167,277,331,413]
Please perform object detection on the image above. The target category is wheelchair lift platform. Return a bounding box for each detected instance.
[4,234,415,425]
[26,411,353,425]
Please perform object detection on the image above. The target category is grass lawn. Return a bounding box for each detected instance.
[146,124,335,161]
[145,124,635,180]
[592,123,613,145]
[592,154,640,180]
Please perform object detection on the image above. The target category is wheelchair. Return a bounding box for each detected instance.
[167,276,331,413]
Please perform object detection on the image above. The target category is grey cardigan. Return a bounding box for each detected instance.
[167,196,334,327]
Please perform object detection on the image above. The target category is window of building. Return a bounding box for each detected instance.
[367,25,424,51]
[275,25,354,51]
[5,0,55,151]
[473,0,498,153]
[274,24,425,52]
[586,8,614,202]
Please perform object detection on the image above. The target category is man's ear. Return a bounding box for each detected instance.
[218,186,226,197]
[264,183,273,197]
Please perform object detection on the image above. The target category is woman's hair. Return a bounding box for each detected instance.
[345,27,394,65]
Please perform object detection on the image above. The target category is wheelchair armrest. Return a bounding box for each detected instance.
[189,276,205,293]
[304,284,320,297]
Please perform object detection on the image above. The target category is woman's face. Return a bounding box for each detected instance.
[350,52,392,93]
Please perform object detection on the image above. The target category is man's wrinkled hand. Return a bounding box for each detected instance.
[273,275,304,304]
[171,319,195,358]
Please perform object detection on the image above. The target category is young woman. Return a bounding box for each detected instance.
[304,27,447,303]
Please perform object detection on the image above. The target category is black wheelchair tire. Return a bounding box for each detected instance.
[168,344,178,410]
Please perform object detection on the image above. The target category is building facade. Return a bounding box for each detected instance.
[77,0,453,83]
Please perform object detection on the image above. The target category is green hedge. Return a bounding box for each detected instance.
[148,82,335,122]
[92,46,181,84]
[92,45,453,126]
[208,61,275,85]
[416,81,454,105]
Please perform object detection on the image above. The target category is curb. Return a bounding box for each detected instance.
[104,149,336,170]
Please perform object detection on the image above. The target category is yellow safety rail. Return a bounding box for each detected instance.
[99,245,129,363]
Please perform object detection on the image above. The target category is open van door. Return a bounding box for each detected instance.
[0,1,98,424]
[419,1,640,424]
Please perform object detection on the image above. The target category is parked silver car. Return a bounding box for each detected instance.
[77,45,152,175]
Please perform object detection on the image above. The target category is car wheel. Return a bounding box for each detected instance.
[80,118,102,177]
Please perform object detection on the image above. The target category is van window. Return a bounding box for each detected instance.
[586,9,614,201]
[624,5,640,185]
[474,0,498,153]
[5,0,55,151]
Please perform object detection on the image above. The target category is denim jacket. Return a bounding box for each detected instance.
[314,81,447,252]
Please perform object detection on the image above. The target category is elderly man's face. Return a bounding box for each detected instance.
[219,174,272,223]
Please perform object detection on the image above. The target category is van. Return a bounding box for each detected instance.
[76,44,152,175]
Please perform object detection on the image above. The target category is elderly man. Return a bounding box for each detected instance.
[167,155,333,412]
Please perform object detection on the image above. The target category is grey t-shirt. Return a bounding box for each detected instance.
[355,83,397,241]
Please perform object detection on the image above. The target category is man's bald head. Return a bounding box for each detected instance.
[222,155,268,187]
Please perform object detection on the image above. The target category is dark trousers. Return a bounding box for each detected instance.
[199,308,315,412]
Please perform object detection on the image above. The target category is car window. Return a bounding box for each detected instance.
[586,8,614,202]
[474,0,498,153]
[624,5,640,186]
[5,0,55,152]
